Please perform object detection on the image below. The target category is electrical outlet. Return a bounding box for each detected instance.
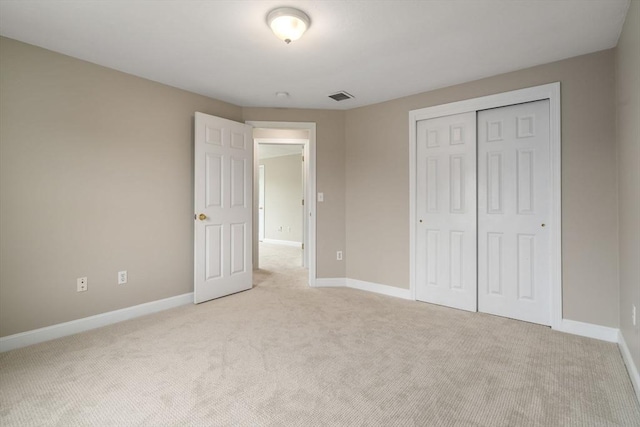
[337,251,343,261]
[633,305,637,327]
[77,277,88,292]
[318,192,324,202]
[118,271,128,285]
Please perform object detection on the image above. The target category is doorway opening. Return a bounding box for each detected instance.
[258,143,305,267]
[247,121,317,287]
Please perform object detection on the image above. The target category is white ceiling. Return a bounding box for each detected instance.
[0,0,630,110]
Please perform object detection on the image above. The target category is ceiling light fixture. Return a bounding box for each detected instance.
[267,7,310,44]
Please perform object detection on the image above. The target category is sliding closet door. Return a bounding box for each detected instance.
[477,100,552,325]
[416,112,477,312]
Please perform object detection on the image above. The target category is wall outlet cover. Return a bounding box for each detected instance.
[118,271,128,285]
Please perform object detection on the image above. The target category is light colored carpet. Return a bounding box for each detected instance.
[1,242,639,426]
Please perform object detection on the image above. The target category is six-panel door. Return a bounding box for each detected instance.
[194,112,253,304]
[477,100,551,325]
[416,100,552,326]
[416,112,477,312]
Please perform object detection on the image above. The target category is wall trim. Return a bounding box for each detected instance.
[346,278,412,300]
[313,278,347,287]
[0,293,193,353]
[262,238,302,248]
[314,277,412,300]
[619,330,640,403]
[557,319,619,343]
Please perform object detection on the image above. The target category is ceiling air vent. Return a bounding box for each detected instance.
[328,91,354,101]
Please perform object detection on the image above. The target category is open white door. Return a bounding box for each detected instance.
[194,112,253,304]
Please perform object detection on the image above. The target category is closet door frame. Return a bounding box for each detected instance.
[409,82,562,330]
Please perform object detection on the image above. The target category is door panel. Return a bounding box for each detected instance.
[231,157,246,207]
[487,232,503,295]
[195,112,253,304]
[416,112,477,312]
[478,100,551,325]
[205,225,222,280]
[205,154,223,208]
[230,223,246,275]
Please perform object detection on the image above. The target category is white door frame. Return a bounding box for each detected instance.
[258,164,265,241]
[247,121,317,286]
[409,82,562,329]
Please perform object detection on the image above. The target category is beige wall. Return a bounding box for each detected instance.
[243,108,346,279]
[0,32,629,337]
[616,0,640,376]
[345,49,619,327]
[260,153,304,242]
[0,37,242,337]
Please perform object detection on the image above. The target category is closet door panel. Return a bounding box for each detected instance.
[416,112,477,312]
[478,100,552,326]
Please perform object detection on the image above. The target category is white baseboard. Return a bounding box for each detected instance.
[312,277,412,300]
[0,293,193,353]
[346,278,412,300]
[313,278,347,287]
[262,238,302,248]
[557,319,619,343]
[618,330,640,403]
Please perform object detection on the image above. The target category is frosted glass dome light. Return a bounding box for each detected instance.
[267,7,311,44]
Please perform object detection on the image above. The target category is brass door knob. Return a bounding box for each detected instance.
[198,213,207,221]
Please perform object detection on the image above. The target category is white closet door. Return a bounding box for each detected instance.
[478,100,552,325]
[416,112,477,311]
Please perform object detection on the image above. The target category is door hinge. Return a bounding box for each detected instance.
[302,155,304,161]
[302,199,304,206]
[302,243,304,250]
